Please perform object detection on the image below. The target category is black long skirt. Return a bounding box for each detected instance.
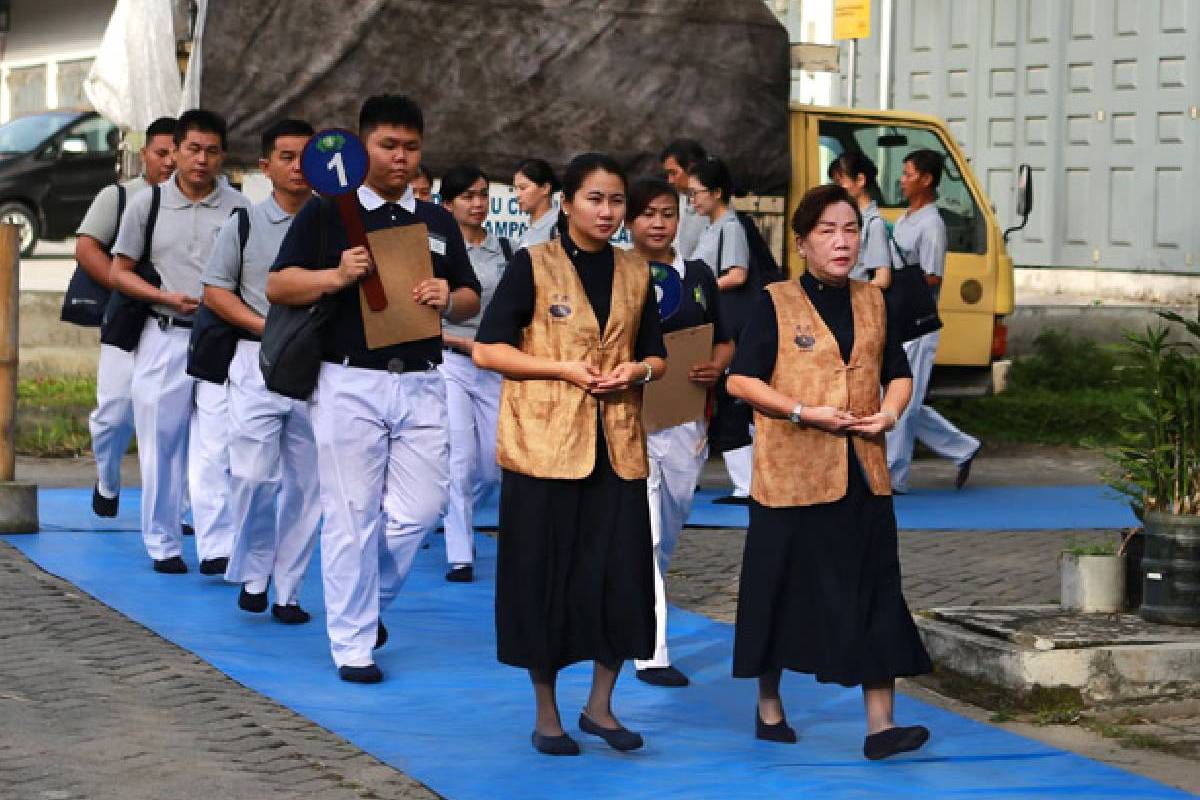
[495,429,655,671]
[732,452,932,686]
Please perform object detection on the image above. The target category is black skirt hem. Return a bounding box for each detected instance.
[732,658,933,688]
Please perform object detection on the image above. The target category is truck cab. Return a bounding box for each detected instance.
[789,105,1019,395]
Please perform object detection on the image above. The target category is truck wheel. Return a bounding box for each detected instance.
[0,202,40,257]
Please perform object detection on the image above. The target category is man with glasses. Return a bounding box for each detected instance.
[111,108,247,574]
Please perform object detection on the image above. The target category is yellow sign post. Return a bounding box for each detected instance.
[833,0,871,40]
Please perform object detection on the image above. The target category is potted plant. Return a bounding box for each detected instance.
[1059,537,1133,613]
[1109,311,1200,625]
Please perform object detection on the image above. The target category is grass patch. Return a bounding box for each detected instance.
[16,376,96,457]
[930,329,1133,449]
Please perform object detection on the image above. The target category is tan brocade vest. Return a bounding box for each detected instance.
[495,240,650,480]
[751,280,892,507]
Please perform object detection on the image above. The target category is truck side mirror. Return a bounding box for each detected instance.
[1016,163,1033,217]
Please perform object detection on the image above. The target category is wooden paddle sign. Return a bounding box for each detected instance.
[300,128,388,312]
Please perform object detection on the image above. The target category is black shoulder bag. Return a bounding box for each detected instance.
[61,184,126,326]
[99,185,162,352]
[882,223,943,343]
[259,198,334,400]
[186,207,251,384]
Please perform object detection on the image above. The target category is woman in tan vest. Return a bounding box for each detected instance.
[473,153,667,757]
[726,184,933,761]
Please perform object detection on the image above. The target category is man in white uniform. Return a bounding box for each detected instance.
[660,139,709,259]
[201,119,321,622]
[111,109,247,574]
[75,117,176,518]
[885,150,981,493]
[268,95,481,683]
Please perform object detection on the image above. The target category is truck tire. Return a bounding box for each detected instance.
[0,201,40,257]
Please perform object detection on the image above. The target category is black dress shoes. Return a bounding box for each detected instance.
[338,664,383,684]
[532,730,580,756]
[445,565,474,583]
[238,586,268,613]
[636,666,689,687]
[271,604,311,624]
[92,484,118,517]
[198,557,229,576]
[375,621,388,649]
[152,556,187,574]
[578,712,643,752]
[755,709,798,743]
[863,725,930,760]
[956,444,982,490]
[181,523,195,536]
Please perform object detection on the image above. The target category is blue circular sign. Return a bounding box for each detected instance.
[302,128,368,197]
[650,261,682,321]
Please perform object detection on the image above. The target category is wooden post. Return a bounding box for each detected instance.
[0,223,17,482]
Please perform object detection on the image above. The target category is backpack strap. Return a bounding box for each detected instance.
[234,206,250,285]
[108,184,127,253]
[141,185,161,263]
[499,236,513,261]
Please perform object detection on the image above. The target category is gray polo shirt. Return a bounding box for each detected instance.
[76,175,150,245]
[113,174,247,318]
[852,201,894,282]
[444,232,508,339]
[692,208,749,278]
[201,193,298,318]
[892,203,947,278]
[674,196,709,260]
[517,198,560,249]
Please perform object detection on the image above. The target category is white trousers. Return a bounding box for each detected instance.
[89,343,135,498]
[437,350,501,567]
[722,433,754,498]
[131,321,194,560]
[637,420,708,670]
[886,330,980,492]
[223,341,321,605]
[310,363,450,668]
[189,379,237,561]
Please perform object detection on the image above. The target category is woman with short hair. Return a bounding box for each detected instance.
[727,184,932,761]
[474,154,667,757]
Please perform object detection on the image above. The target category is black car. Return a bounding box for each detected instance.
[0,110,119,256]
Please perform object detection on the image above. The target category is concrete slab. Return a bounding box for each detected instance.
[918,605,1200,703]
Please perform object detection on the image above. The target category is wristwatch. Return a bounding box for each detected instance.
[788,402,804,425]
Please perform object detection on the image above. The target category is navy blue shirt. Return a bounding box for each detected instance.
[271,192,481,368]
[657,257,734,345]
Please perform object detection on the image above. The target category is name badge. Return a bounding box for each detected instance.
[793,324,816,351]
[428,234,446,256]
[549,293,573,319]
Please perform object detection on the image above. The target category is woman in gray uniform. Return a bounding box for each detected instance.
[438,164,510,582]
[829,152,893,289]
[514,158,561,248]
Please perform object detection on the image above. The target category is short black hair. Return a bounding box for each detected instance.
[439,163,487,205]
[625,177,678,224]
[827,151,882,202]
[791,184,862,239]
[561,153,627,201]
[145,116,177,140]
[359,94,424,137]
[415,164,433,183]
[660,138,707,171]
[514,158,560,192]
[260,118,314,159]
[688,155,733,203]
[904,149,944,189]
[174,108,228,150]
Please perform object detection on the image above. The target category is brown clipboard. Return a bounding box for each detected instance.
[642,323,713,435]
[360,223,441,349]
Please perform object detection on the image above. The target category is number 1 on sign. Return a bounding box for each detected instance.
[327,151,348,188]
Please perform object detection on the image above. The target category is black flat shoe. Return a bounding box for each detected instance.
[636,666,689,687]
[181,523,195,536]
[531,731,580,756]
[92,484,118,517]
[713,494,751,506]
[375,621,388,649]
[578,712,643,752]
[864,725,930,760]
[956,445,982,490]
[755,709,797,743]
[271,604,310,624]
[238,586,268,613]
[152,556,187,574]
[338,664,383,684]
[445,565,474,583]
[198,557,229,576]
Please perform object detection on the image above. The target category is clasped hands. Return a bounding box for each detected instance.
[803,406,896,437]
[559,360,647,395]
[336,245,449,311]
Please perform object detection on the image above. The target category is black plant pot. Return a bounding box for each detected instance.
[1140,512,1200,626]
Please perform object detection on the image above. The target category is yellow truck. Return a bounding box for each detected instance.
[788,104,1030,396]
